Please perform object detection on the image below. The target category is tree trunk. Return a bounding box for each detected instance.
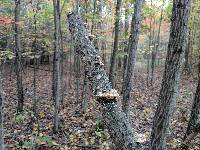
[181,68,200,149]
[122,5,130,93]
[184,30,191,74]
[147,0,154,88]
[52,0,61,133]
[109,0,122,86]
[58,0,65,105]
[0,63,4,150]
[122,0,144,119]
[33,12,37,116]
[149,0,191,149]
[14,0,24,113]
[150,0,165,86]
[91,0,97,35]
[67,12,141,150]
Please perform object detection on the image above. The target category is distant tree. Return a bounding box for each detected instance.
[52,0,62,133]
[91,0,97,35]
[14,0,24,113]
[122,2,130,92]
[150,0,165,86]
[109,0,122,86]
[150,0,191,149]
[122,0,144,119]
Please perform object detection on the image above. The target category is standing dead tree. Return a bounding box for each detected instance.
[67,12,141,150]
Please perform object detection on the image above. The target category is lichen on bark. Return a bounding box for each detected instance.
[67,12,140,150]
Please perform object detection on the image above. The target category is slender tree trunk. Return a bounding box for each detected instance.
[69,38,72,89]
[68,12,142,149]
[149,1,191,149]
[122,5,129,93]
[150,0,165,86]
[58,0,65,105]
[74,0,80,104]
[0,63,4,150]
[184,30,191,74]
[109,0,122,86]
[14,0,24,113]
[52,0,61,133]
[122,0,144,119]
[147,0,154,87]
[32,3,39,116]
[91,0,97,35]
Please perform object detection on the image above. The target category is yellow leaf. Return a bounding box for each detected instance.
[64,145,68,150]
[52,141,59,146]
[39,112,45,118]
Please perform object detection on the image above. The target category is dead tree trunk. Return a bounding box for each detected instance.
[122,0,144,119]
[149,0,191,149]
[67,12,141,150]
[14,0,24,113]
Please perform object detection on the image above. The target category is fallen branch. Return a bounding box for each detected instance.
[67,12,140,150]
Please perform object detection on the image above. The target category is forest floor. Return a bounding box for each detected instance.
[2,64,200,150]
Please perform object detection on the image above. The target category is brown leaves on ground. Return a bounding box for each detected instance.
[2,64,200,149]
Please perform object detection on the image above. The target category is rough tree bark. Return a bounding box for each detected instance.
[122,0,144,119]
[14,0,24,113]
[109,0,122,86]
[180,69,200,149]
[52,0,61,133]
[67,12,141,150]
[149,0,191,149]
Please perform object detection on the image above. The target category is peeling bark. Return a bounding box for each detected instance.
[67,12,140,150]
